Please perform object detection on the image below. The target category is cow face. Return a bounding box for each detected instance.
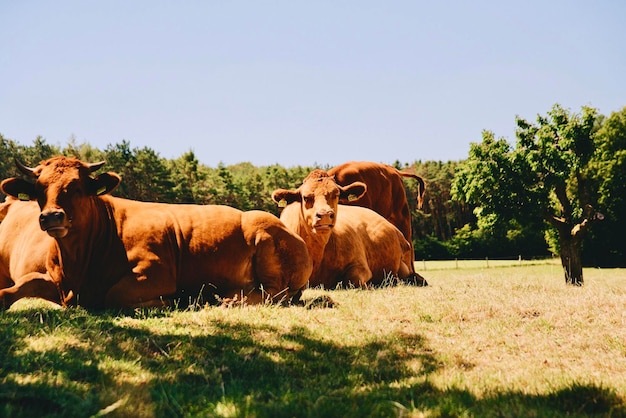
[0,157,121,238]
[272,170,366,235]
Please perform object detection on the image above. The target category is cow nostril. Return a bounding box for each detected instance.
[316,210,335,220]
[40,211,65,224]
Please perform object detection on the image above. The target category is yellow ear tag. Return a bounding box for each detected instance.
[18,193,30,201]
[348,194,358,202]
[278,199,287,208]
[96,186,107,195]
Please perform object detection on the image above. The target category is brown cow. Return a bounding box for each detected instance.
[0,198,60,307]
[328,161,427,286]
[0,156,312,309]
[271,169,416,289]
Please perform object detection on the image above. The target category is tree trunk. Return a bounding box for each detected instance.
[558,233,584,286]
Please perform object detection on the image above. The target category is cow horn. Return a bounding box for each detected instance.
[14,159,37,178]
[87,161,106,173]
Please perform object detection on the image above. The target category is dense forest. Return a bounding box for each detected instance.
[1,105,624,268]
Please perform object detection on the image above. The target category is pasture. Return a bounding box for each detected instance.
[1,264,625,417]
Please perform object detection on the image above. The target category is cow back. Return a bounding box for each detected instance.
[330,205,410,282]
[67,197,310,307]
[328,161,413,242]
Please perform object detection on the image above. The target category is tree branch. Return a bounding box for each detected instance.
[571,218,590,238]
[544,212,568,232]
[553,181,572,219]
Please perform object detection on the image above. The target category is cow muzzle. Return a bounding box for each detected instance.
[39,210,70,238]
[313,208,335,233]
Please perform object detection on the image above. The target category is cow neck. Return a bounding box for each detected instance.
[49,196,115,293]
[294,205,332,274]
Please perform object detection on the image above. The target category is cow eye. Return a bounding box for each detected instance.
[303,195,315,206]
[65,183,84,197]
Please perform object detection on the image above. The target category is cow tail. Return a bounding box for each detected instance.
[398,171,426,209]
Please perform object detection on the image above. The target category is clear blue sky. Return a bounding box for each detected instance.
[1,1,624,167]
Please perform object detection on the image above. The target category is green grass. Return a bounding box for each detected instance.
[417,257,560,270]
[1,265,625,417]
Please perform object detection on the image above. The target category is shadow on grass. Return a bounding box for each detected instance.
[0,306,624,417]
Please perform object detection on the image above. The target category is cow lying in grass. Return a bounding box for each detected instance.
[0,198,58,307]
[328,161,428,286]
[0,156,312,309]
[272,169,417,289]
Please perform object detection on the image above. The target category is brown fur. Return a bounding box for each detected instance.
[0,198,60,308]
[328,161,425,241]
[0,156,312,309]
[328,161,427,285]
[272,170,415,288]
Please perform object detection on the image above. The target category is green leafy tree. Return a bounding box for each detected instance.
[133,147,176,202]
[0,134,22,182]
[411,161,475,242]
[62,137,106,163]
[453,104,604,285]
[402,161,465,260]
[18,136,60,166]
[202,163,259,209]
[586,107,626,266]
[225,162,265,211]
[168,150,205,203]
[103,140,175,202]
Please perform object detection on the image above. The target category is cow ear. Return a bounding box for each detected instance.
[0,178,36,201]
[339,181,367,204]
[89,172,121,196]
[271,189,300,207]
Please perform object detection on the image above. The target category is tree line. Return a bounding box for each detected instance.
[1,104,624,280]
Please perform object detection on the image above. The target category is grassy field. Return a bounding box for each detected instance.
[417,257,561,271]
[1,264,625,417]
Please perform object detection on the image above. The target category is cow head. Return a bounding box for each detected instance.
[0,156,121,238]
[272,169,366,235]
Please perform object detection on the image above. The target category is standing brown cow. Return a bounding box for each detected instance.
[0,156,312,309]
[328,161,427,286]
[272,169,416,288]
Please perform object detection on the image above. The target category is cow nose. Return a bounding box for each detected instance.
[315,208,335,221]
[40,210,66,226]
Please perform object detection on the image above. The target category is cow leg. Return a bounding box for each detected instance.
[399,244,429,286]
[104,267,177,309]
[342,264,372,288]
[221,286,296,306]
[105,282,173,308]
[406,272,428,286]
[0,273,62,309]
[406,260,429,285]
[249,226,311,305]
[397,261,429,286]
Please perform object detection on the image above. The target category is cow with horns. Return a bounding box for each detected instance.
[0,156,312,309]
[328,161,428,286]
[272,169,419,289]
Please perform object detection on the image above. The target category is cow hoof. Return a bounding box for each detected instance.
[406,274,428,287]
[303,295,336,309]
[220,295,248,308]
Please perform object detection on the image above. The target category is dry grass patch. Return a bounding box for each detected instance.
[410,266,626,396]
[1,265,625,417]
